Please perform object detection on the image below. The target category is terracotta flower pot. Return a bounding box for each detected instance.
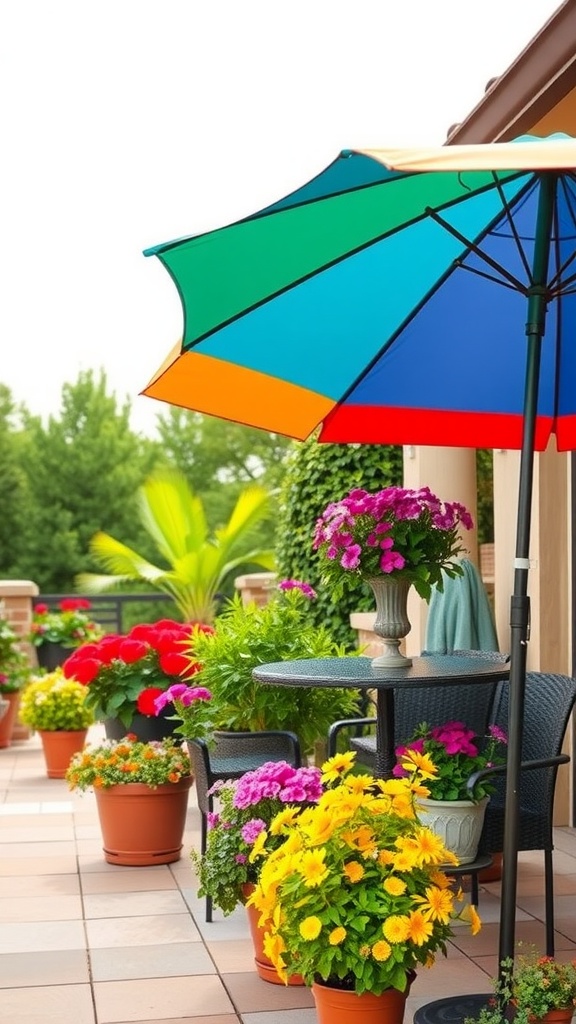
[311,975,414,1024]
[243,893,305,986]
[38,729,88,778]
[94,775,193,866]
[0,691,21,749]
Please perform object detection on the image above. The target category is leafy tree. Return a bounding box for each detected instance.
[275,436,403,644]
[17,370,158,591]
[154,408,291,544]
[0,386,30,577]
[78,468,276,623]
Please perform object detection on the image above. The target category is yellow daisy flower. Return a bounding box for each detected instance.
[412,886,455,924]
[321,751,356,783]
[383,915,411,943]
[298,848,328,887]
[299,915,322,940]
[406,909,434,946]
[383,875,407,896]
[372,939,392,961]
[329,926,347,945]
[343,860,364,883]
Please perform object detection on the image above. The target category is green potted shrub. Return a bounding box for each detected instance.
[0,611,30,748]
[19,668,95,778]
[66,735,193,866]
[465,946,576,1024]
[187,580,361,757]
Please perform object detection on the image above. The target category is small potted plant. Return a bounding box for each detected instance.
[18,669,95,777]
[466,946,576,1024]
[0,612,30,748]
[313,485,473,666]
[66,734,193,866]
[249,751,481,1022]
[187,580,360,758]
[190,760,323,983]
[394,719,508,864]
[29,599,104,670]
[61,618,213,738]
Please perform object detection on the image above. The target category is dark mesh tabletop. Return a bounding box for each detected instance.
[253,655,509,690]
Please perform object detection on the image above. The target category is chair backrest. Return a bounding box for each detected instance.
[482,672,576,852]
[394,650,510,743]
[187,730,302,816]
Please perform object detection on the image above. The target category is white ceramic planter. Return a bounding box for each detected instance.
[417,795,489,864]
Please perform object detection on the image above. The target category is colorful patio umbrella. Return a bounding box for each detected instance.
[142,133,576,973]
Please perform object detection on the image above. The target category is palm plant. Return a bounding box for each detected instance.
[76,469,275,623]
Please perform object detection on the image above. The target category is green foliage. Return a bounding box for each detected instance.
[465,947,576,1024]
[30,599,104,648]
[190,586,361,754]
[0,386,30,577]
[275,436,403,645]
[19,670,94,731]
[476,449,494,544]
[77,469,275,623]
[0,614,29,692]
[16,370,157,591]
[66,736,191,790]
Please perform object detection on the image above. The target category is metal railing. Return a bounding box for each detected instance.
[37,593,174,634]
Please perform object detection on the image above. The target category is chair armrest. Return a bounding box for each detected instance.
[466,753,570,797]
[327,718,377,758]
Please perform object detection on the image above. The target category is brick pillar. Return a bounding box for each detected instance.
[0,580,39,666]
[234,573,277,607]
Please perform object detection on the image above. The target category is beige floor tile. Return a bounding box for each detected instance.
[0,873,80,896]
[90,942,215,981]
[2,983,95,1023]
[0,840,77,858]
[86,913,201,949]
[116,1018,239,1024]
[80,869,178,894]
[241,1013,316,1024]
[0,824,76,841]
[83,889,190,918]
[0,855,78,875]
[205,938,256,973]
[222,972,315,1013]
[0,894,83,921]
[93,975,234,1022]
[0,920,87,954]
[0,949,90,987]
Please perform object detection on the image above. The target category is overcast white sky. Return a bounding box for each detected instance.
[0,0,563,436]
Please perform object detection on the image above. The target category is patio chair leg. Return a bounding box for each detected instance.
[544,847,555,956]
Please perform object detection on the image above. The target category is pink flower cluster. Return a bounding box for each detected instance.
[232,760,323,810]
[154,683,212,712]
[277,579,317,599]
[313,483,471,581]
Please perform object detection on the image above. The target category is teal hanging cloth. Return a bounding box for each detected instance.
[424,558,499,653]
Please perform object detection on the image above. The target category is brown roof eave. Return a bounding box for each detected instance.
[447,0,576,144]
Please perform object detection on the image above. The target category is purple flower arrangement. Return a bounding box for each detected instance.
[313,485,473,601]
[191,760,323,915]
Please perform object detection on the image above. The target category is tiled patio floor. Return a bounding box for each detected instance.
[2,725,576,1024]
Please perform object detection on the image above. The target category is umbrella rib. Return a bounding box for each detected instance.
[548,176,576,292]
[454,261,523,293]
[492,175,533,281]
[425,208,527,293]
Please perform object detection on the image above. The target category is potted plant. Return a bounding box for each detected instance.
[65,735,193,865]
[61,618,213,738]
[187,580,361,758]
[394,719,508,864]
[29,599,104,670]
[190,759,323,983]
[249,751,481,1022]
[313,486,473,667]
[465,946,576,1024]
[0,611,30,748]
[18,669,95,777]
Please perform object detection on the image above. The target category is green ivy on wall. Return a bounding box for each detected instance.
[275,435,403,645]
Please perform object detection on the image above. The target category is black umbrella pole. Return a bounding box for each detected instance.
[498,173,556,970]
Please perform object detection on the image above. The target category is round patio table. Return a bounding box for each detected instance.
[252,654,509,778]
